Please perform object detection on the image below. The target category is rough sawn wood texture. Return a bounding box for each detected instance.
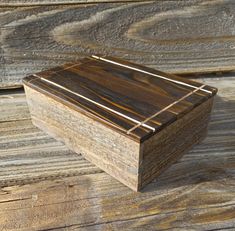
[0,0,147,6]
[1,0,235,88]
[0,76,235,229]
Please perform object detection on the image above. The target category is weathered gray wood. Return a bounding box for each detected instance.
[1,0,235,88]
[0,0,144,6]
[0,76,234,229]
[0,90,102,188]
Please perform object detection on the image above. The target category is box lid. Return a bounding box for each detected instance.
[23,55,217,142]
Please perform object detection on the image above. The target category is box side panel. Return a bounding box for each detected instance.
[139,97,214,190]
[24,85,140,191]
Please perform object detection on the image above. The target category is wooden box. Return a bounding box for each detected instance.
[23,55,217,191]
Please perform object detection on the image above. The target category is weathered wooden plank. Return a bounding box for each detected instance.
[1,0,235,88]
[0,0,144,6]
[0,90,102,188]
[0,76,234,229]
[1,174,235,230]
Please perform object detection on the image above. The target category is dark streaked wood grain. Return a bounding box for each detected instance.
[23,56,216,142]
[23,56,217,190]
[0,76,235,229]
[1,0,235,88]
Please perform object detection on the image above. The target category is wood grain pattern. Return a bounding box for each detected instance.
[23,56,216,141]
[23,56,217,190]
[0,91,102,187]
[23,85,214,191]
[1,0,235,88]
[0,76,235,229]
[0,0,143,6]
[140,97,213,189]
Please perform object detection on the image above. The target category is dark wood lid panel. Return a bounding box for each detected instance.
[67,59,209,117]
[79,58,213,116]
[23,55,217,142]
[83,58,207,101]
[37,68,170,133]
[80,58,212,117]
[93,56,217,95]
[24,75,152,141]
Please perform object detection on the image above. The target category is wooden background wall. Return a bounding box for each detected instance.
[1,0,235,88]
[1,1,235,230]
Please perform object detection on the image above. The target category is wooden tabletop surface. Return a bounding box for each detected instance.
[1,74,235,230]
